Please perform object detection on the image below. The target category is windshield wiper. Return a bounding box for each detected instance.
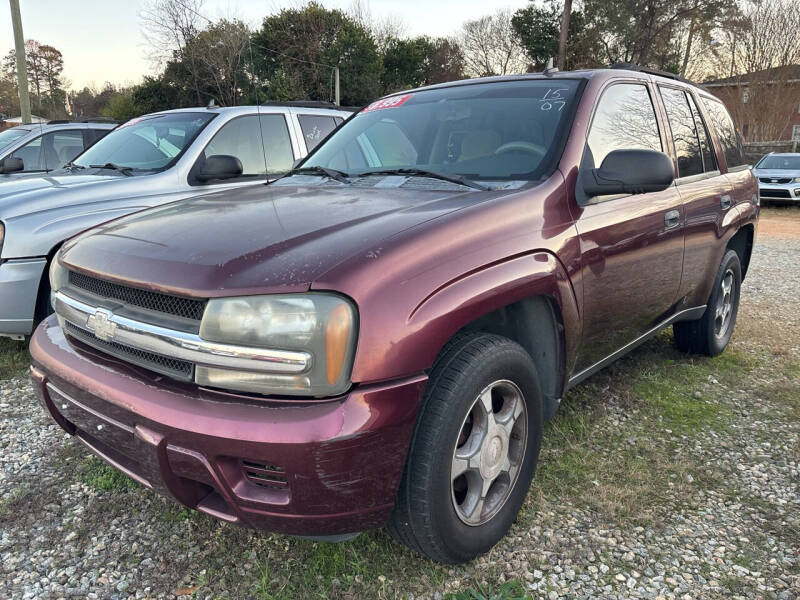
[280,165,351,184]
[361,168,488,190]
[90,162,134,176]
[63,161,86,171]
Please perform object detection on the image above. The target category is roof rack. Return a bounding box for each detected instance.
[610,62,696,85]
[260,100,350,110]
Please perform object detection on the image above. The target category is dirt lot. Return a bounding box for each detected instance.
[1,208,798,600]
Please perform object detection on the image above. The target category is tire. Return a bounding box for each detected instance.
[387,332,543,564]
[673,249,741,356]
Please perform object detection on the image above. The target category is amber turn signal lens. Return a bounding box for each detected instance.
[326,303,352,385]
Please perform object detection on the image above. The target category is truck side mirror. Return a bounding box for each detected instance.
[0,156,24,174]
[582,149,674,197]
[196,155,243,182]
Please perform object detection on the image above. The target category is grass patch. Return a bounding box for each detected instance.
[0,337,29,380]
[79,456,137,492]
[445,579,531,600]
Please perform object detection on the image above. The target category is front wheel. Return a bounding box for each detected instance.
[674,248,742,356]
[388,332,543,564]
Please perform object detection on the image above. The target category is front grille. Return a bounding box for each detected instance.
[759,188,792,199]
[69,271,207,321]
[759,177,791,184]
[64,321,194,380]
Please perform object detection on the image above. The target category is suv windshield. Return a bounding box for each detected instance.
[303,79,580,184]
[74,112,214,171]
[0,128,28,151]
[757,155,800,170]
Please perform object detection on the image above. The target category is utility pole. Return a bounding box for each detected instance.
[9,0,31,124]
[334,67,340,106]
[557,0,572,70]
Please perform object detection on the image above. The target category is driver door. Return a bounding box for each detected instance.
[571,81,685,374]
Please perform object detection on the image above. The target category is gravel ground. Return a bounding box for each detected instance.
[0,209,798,600]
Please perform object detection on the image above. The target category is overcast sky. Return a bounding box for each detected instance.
[1,0,530,90]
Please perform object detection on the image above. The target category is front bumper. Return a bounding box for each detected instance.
[0,257,46,337]
[757,182,800,202]
[30,316,427,536]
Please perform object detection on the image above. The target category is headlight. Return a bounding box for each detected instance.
[49,254,69,292]
[197,293,357,397]
[793,177,800,183]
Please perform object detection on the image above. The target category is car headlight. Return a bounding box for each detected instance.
[793,177,800,183]
[49,254,69,293]
[197,293,357,397]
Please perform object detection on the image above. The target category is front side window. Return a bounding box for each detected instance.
[304,79,581,184]
[701,98,746,169]
[199,114,294,180]
[298,115,338,152]
[10,135,43,170]
[74,112,214,171]
[586,83,662,168]
[660,87,703,178]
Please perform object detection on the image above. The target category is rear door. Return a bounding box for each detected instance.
[657,86,733,307]
[571,80,685,373]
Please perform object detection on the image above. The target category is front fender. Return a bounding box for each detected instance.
[349,251,581,391]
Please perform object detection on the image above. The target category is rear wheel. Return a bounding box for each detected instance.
[673,249,741,356]
[388,332,543,563]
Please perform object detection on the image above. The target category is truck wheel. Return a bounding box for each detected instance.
[673,249,741,356]
[388,332,543,564]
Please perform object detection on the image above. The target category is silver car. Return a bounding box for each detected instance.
[0,103,352,338]
[0,120,117,179]
[752,152,800,203]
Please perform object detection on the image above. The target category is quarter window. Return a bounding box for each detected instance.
[586,83,662,168]
[701,98,746,168]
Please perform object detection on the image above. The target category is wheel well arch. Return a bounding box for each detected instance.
[727,224,754,280]
[456,295,564,420]
[33,241,63,322]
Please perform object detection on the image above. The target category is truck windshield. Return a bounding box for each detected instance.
[74,112,214,171]
[0,128,28,151]
[304,79,580,183]
[757,155,800,170]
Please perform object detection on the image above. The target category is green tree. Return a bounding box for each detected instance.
[251,2,382,106]
[102,93,139,121]
[381,36,464,93]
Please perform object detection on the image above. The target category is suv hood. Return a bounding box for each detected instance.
[753,169,800,178]
[61,182,500,297]
[0,172,151,220]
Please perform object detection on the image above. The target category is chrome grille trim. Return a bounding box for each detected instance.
[55,291,312,375]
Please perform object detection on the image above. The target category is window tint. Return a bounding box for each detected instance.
[701,98,746,168]
[660,87,703,178]
[298,115,338,151]
[687,94,716,172]
[9,130,83,171]
[259,114,294,175]
[586,83,661,168]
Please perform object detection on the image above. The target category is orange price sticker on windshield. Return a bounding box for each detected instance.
[361,94,413,113]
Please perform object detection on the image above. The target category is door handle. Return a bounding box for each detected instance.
[720,195,732,210]
[664,209,680,230]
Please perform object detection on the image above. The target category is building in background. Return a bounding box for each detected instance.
[704,65,800,143]
[0,115,47,130]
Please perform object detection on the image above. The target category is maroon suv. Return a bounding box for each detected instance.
[30,67,757,564]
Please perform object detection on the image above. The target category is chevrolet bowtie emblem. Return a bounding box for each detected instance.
[87,308,117,342]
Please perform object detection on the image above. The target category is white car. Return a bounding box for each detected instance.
[752,152,800,203]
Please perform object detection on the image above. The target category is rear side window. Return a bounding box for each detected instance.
[586,83,662,168]
[701,98,746,169]
[687,94,716,172]
[660,87,703,178]
[298,115,338,152]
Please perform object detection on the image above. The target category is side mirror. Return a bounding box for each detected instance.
[197,154,243,182]
[582,149,674,197]
[0,156,24,174]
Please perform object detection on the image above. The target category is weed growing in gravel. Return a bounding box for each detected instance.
[0,338,29,380]
[444,579,531,599]
[79,456,137,492]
